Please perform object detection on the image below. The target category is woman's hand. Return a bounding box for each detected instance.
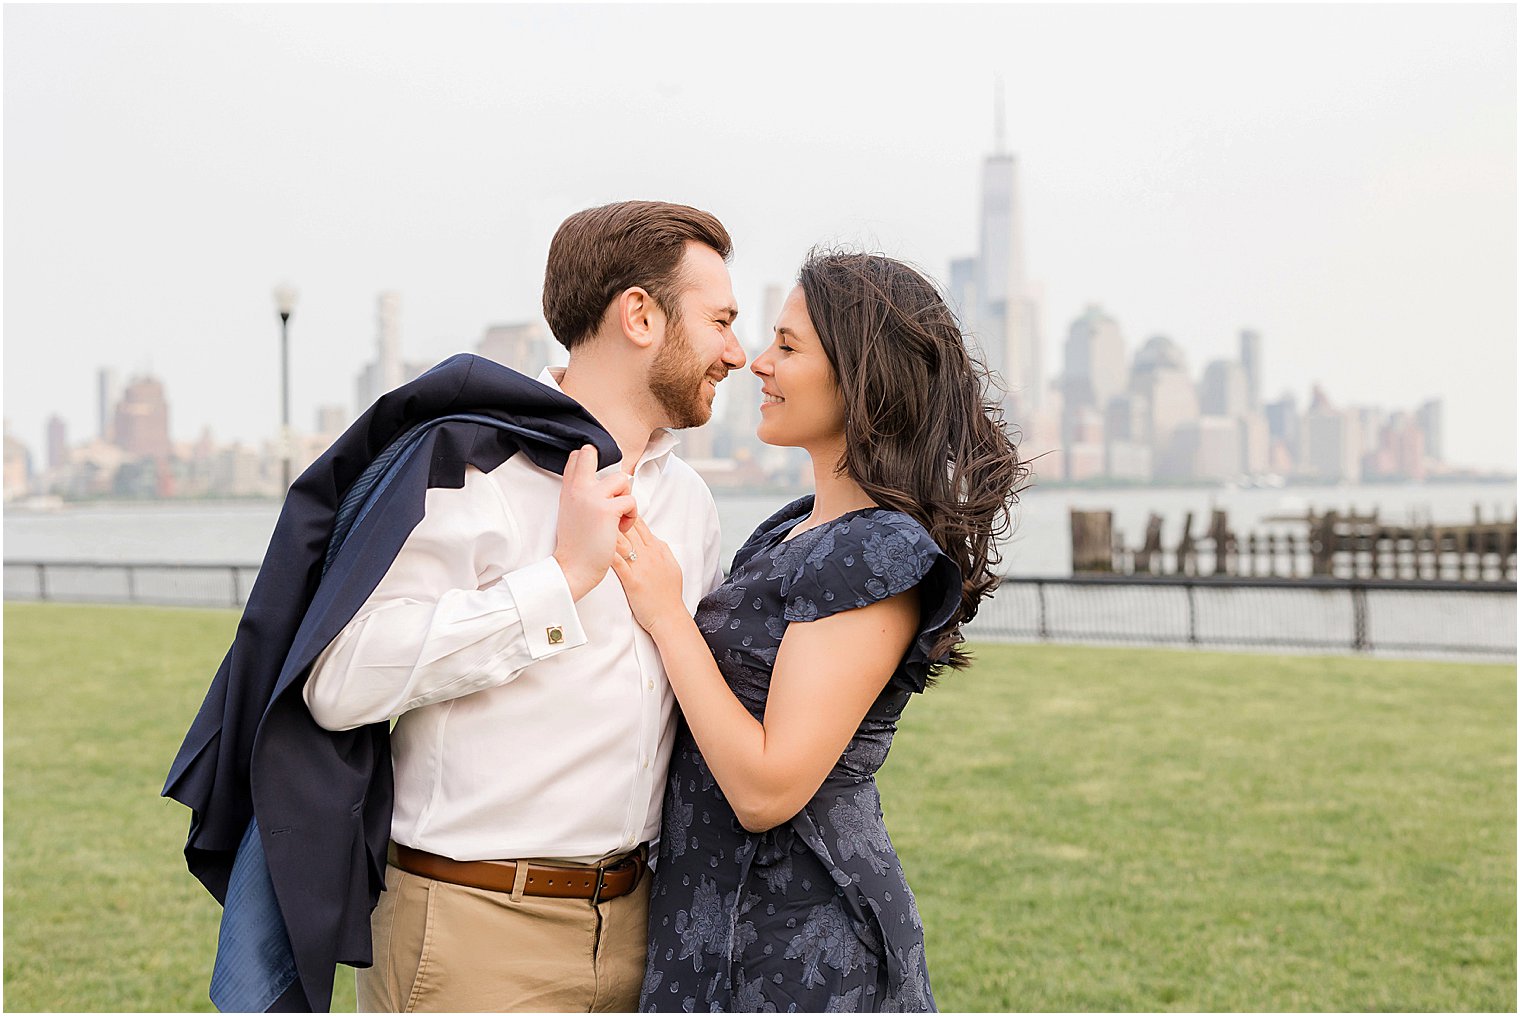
[609,517,689,636]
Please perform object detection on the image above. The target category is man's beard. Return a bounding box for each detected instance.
[648,317,716,429]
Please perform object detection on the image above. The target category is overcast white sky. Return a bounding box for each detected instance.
[4,3,1515,470]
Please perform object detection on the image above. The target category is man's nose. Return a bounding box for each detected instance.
[724,332,747,370]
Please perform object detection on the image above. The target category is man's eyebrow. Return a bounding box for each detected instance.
[715,304,739,321]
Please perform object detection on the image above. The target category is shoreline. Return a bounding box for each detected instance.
[7,474,1516,514]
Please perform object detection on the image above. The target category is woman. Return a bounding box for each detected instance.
[610,251,1026,1012]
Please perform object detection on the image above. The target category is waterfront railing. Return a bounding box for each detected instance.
[5,561,1514,660]
[980,575,1515,659]
[5,561,262,612]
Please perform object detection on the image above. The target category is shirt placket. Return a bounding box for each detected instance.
[623,458,664,851]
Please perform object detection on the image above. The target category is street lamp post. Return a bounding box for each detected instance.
[273,284,298,492]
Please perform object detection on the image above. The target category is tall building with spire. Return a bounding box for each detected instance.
[377,290,403,392]
[953,82,1044,418]
[355,290,429,410]
[1238,329,1262,410]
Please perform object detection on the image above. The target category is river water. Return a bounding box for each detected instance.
[5,481,1513,577]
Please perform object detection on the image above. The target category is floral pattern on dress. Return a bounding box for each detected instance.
[665,779,695,860]
[696,582,748,634]
[802,527,837,573]
[732,970,779,1013]
[826,986,866,1012]
[784,902,867,988]
[642,498,951,1013]
[882,943,931,1013]
[829,786,895,877]
[675,875,728,972]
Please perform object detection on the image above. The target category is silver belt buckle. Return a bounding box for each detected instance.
[590,863,612,907]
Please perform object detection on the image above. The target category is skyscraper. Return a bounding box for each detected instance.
[477,321,550,373]
[315,404,349,438]
[1415,398,1444,462]
[3,421,31,500]
[1061,304,1126,418]
[1302,385,1361,483]
[355,291,429,410]
[46,415,68,470]
[1238,329,1262,410]
[1129,335,1199,451]
[1263,392,1300,447]
[378,290,403,393]
[113,374,172,460]
[947,257,977,327]
[1199,359,1250,418]
[956,85,1043,416]
[97,367,119,443]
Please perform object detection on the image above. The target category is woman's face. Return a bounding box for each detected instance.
[751,285,846,449]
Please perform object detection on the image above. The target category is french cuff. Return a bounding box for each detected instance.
[502,557,589,660]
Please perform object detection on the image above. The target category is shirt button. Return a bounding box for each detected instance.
[642,757,650,769]
[646,679,655,691]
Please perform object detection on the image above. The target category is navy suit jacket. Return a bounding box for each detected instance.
[162,355,621,1010]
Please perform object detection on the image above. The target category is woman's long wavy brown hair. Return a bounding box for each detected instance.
[797,249,1029,677]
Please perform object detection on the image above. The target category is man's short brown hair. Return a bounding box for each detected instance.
[543,200,733,351]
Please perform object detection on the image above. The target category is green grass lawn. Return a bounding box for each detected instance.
[3,603,1514,1012]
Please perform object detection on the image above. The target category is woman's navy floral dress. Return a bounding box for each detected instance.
[640,496,961,1013]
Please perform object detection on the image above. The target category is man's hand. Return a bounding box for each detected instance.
[553,445,638,601]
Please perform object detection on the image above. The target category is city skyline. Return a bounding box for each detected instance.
[4,4,1515,471]
[9,279,1466,502]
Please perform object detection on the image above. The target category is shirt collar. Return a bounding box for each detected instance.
[536,366,681,469]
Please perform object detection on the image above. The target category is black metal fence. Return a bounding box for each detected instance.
[965,575,1516,658]
[5,561,1515,659]
[5,561,260,609]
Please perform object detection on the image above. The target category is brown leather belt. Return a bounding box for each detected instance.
[391,843,646,904]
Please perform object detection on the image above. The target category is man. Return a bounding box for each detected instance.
[302,201,744,1011]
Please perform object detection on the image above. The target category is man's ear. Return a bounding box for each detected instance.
[615,287,663,350]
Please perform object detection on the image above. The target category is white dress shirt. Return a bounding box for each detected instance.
[303,368,724,863]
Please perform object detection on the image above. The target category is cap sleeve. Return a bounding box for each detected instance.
[781,512,962,692]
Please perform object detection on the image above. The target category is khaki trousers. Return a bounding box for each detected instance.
[356,859,650,1013]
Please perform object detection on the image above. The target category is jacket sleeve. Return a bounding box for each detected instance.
[303,464,586,731]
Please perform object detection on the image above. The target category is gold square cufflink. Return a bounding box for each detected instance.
[546,625,565,645]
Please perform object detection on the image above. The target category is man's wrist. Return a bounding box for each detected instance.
[552,551,598,601]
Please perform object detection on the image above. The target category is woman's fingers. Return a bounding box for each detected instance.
[625,521,649,552]
[634,517,663,547]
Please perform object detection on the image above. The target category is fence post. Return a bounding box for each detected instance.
[1186,582,1199,645]
[125,565,136,603]
[1351,584,1370,652]
[1036,581,1049,640]
[230,567,241,608]
[36,563,48,602]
